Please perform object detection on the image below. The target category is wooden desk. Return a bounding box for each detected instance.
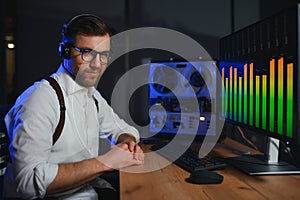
[120,138,300,200]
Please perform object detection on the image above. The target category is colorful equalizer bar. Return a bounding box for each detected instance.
[221,57,294,138]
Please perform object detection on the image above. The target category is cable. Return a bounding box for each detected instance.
[232,126,298,167]
[235,125,259,151]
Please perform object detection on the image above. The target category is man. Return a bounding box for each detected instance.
[3,14,144,199]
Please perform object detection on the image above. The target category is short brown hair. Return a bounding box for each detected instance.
[61,14,111,43]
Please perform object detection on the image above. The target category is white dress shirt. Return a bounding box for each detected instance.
[3,65,139,199]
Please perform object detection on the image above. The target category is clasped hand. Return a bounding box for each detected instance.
[97,139,144,170]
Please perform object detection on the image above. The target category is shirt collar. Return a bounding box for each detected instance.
[55,65,96,97]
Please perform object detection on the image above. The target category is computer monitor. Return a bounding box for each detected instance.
[147,59,219,143]
[219,4,300,175]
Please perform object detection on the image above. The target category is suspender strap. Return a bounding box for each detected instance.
[93,95,99,113]
[46,77,66,145]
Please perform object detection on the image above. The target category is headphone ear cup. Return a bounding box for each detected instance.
[58,43,71,59]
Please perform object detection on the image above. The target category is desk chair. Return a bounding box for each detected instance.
[0,105,12,197]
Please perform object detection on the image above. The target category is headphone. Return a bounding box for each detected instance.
[58,14,103,60]
[58,42,72,60]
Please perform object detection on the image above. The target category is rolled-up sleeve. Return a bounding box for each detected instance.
[5,82,60,199]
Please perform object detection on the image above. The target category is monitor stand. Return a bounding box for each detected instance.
[225,137,300,175]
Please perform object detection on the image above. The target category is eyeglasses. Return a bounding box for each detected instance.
[71,44,111,64]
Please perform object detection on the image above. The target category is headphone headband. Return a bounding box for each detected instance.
[58,14,106,60]
[61,14,102,39]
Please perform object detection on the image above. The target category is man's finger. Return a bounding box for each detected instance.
[128,141,136,152]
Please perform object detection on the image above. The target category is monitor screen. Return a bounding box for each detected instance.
[147,60,218,140]
[220,4,299,146]
[220,57,297,144]
[219,4,300,174]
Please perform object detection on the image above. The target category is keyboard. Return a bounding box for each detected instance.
[150,143,226,172]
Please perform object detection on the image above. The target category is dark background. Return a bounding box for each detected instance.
[1,0,299,126]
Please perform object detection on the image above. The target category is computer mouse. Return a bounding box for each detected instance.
[186,170,223,184]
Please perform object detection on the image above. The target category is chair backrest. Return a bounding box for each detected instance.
[0,105,12,197]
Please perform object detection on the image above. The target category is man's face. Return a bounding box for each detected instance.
[66,33,110,87]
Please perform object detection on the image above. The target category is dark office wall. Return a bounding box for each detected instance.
[233,0,260,31]
[128,0,232,57]
[13,0,126,99]
[0,0,6,104]
[260,0,300,19]
[13,0,232,98]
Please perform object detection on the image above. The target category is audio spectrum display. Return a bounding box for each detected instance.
[219,4,299,144]
[148,61,217,136]
[218,4,300,175]
[221,58,294,138]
